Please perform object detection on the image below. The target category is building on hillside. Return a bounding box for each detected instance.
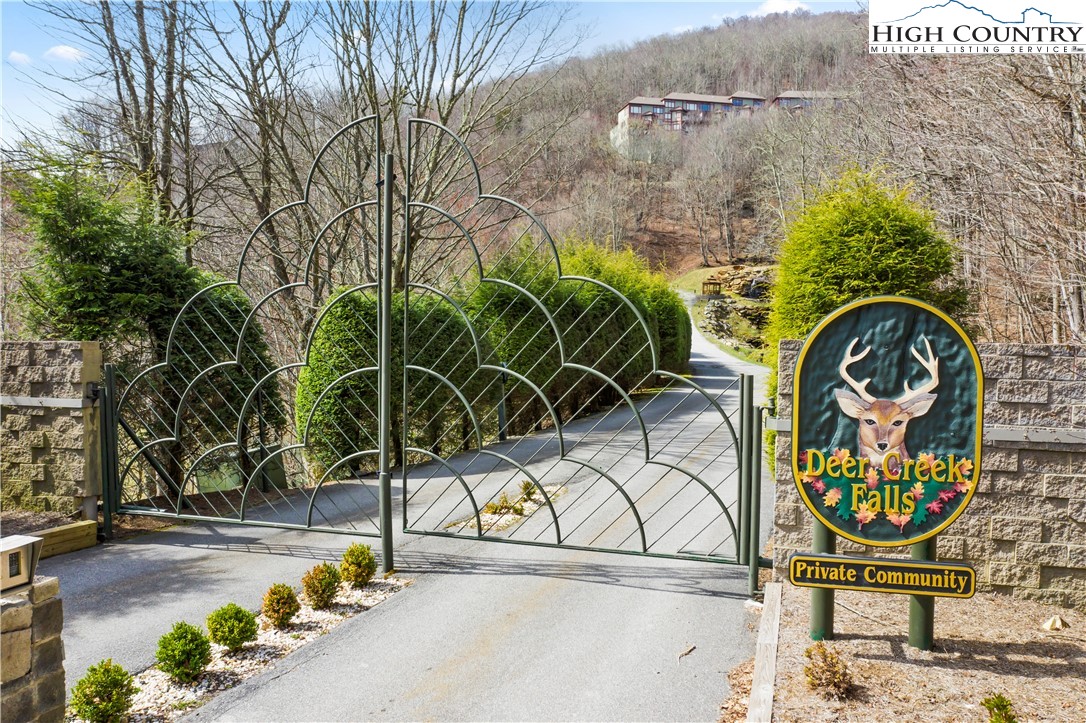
[727,90,766,111]
[771,90,844,110]
[661,92,734,128]
[610,89,773,155]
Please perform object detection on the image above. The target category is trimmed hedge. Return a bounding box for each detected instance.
[296,241,691,469]
[296,288,499,474]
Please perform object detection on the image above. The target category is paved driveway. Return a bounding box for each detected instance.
[40,319,771,721]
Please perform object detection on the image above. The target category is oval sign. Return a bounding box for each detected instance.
[792,296,982,547]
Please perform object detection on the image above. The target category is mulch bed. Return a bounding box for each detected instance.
[2,509,80,536]
[773,584,1086,721]
[1,509,181,541]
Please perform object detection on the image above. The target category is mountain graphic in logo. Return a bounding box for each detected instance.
[885,1,1074,25]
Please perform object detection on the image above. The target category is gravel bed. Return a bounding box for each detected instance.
[67,576,411,722]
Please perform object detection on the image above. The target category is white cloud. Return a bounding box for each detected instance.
[714,0,811,21]
[43,45,88,62]
[671,24,695,34]
[7,51,32,66]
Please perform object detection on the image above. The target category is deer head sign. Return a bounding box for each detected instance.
[834,336,939,472]
[791,296,982,546]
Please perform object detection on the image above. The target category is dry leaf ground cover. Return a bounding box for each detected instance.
[774,585,1086,722]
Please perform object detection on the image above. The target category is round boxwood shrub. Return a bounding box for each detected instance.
[262,583,301,629]
[155,621,212,683]
[340,543,378,588]
[301,562,341,610]
[70,658,139,723]
[206,603,258,652]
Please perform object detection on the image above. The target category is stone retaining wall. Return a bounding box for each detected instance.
[773,341,1086,609]
[1,341,102,514]
[0,577,66,722]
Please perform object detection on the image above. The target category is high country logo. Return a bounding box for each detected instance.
[869,0,1086,53]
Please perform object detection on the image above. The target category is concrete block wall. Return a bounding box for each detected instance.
[773,340,1086,609]
[1,341,102,514]
[0,577,66,722]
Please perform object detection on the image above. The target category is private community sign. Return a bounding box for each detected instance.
[789,553,976,598]
[791,296,983,547]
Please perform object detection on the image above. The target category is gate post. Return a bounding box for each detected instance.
[747,404,765,597]
[737,375,750,566]
[378,153,395,573]
[98,363,120,539]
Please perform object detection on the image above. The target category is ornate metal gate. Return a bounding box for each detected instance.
[101,118,766,592]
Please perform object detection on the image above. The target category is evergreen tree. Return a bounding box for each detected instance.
[766,169,971,398]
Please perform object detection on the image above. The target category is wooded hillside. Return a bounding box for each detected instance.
[3,4,1082,345]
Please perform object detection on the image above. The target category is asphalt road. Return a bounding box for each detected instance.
[41,318,772,721]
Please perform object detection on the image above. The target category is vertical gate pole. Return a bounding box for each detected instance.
[747,405,764,597]
[99,363,117,539]
[378,153,395,574]
[737,374,750,566]
[909,536,936,650]
[810,520,836,640]
[497,362,508,442]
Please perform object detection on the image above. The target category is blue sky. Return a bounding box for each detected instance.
[1,0,857,143]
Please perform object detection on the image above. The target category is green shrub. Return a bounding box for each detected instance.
[561,239,691,375]
[982,693,1018,723]
[462,240,690,436]
[301,562,341,610]
[340,543,378,589]
[296,289,499,474]
[803,642,854,699]
[155,621,212,683]
[206,603,258,652]
[483,491,524,516]
[765,169,970,402]
[69,658,139,723]
[262,583,301,629]
[520,479,537,502]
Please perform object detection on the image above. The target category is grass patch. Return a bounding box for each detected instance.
[671,266,726,295]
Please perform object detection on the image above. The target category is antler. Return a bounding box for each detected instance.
[839,338,876,403]
[896,336,939,404]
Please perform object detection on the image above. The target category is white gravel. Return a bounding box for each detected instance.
[67,576,411,722]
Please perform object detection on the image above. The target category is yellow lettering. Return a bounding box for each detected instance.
[842,455,857,478]
[914,458,929,482]
[794,561,808,577]
[902,491,916,515]
[931,459,947,482]
[851,484,867,511]
[902,458,915,481]
[826,456,841,478]
[804,450,825,476]
[858,457,868,479]
[947,455,965,484]
[864,566,876,583]
[883,452,901,480]
[868,488,883,512]
[846,568,857,582]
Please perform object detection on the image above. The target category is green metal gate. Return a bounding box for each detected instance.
[101,118,767,593]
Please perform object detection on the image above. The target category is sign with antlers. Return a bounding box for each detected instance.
[792,296,982,546]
